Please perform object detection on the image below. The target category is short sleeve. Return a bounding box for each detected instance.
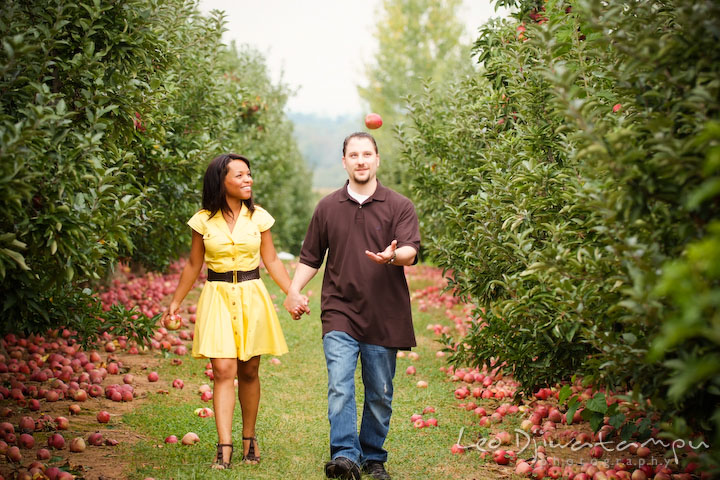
[253,206,275,232]
[187,210,208,235]
[394,198,421,264]
[299,200,328,269]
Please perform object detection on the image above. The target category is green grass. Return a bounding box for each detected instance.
[123,266,503,479]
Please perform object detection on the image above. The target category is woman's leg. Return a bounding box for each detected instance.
[211,357,238,464]
[237,355,261,462]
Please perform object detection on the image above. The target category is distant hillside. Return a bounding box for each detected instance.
[289,112,361,189]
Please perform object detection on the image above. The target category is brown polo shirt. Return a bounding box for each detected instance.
[299,181,421,349]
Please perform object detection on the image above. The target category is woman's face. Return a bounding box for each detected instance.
[224,159,253,201]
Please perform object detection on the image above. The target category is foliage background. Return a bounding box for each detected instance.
[0,0,312,337]
[358,0,477,196]
[399,0,720,466]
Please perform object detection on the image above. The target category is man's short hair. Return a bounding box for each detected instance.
[343,132,378,156]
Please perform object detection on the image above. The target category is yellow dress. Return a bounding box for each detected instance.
[187,205,288,361]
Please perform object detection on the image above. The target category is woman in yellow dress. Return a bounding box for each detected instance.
[163,153,306,470]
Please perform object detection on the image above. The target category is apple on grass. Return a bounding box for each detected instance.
[181,432,200,445]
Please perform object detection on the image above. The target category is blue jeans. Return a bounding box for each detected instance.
[323,330,398,465]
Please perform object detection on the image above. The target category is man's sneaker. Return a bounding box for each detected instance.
[324,456,361,479]
[362,460,391,480]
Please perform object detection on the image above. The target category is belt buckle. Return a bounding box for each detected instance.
[232,271,237,283]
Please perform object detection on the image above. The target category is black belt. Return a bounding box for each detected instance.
[207,267,260,283]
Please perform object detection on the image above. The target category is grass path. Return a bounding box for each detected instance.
[124,265,505,480]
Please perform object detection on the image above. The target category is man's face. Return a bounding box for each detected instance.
[342,137,379,185]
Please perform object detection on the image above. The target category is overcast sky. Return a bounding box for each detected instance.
[197,1,509,117]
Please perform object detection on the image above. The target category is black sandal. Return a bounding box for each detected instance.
[211,443,233,470]
[242,436,260,464]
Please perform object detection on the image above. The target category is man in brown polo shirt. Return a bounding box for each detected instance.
[284,132,420,480]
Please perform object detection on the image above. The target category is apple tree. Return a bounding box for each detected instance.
[0,0,312,340]
[401,0,720,466]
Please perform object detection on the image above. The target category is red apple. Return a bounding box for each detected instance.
[87,432,103,446]
[147,371,159,382]
[450,443,464,454]
[196,407,214,418]
[36,448,51,460]
[493,449,510,465]
[630,470,646,480]
[69,436,86,452]
[96,411,110,424]
[18,433,34,449]
[47,433,65,449]
[164,314,182,330]
[18,416,35,433]
[495,431,512,445]
[516,461,533,475]
[364,113,383,130]
[6,445,22,462]
[636,446,650,458]
[54,416,69,430]
[181,432,199,445]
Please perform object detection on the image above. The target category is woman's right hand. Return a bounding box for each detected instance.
[162,303,180,325]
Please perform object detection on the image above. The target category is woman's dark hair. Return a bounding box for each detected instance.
[202,153,255,220]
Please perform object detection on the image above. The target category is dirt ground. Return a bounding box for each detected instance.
[0,341,177,480]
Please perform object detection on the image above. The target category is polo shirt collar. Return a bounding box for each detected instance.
[339,180,388,203]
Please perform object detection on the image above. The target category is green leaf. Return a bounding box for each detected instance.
[589,412,604,432]
[566,395,580,425]
[586,393,608,414]
[558,385,572,405]
[609,413,626,430]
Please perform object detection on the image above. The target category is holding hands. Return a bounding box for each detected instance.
[284,291,310,320]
